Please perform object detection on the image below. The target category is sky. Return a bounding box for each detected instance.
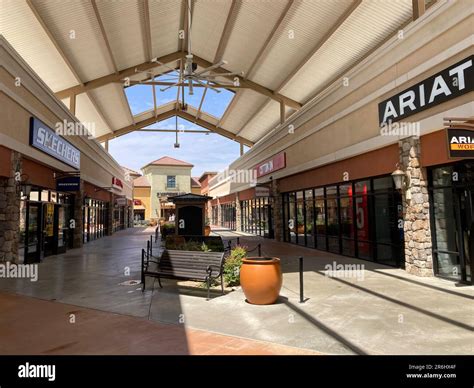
[108,75,247,177]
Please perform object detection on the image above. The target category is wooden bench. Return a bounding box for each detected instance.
[141,249,225,300]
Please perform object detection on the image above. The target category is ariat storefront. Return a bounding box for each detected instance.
[0,37,132,264]
[208,1,473,282]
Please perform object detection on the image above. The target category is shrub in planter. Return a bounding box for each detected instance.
[223,245,247,287]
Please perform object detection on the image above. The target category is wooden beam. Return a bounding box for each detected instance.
[240,142,244,156]
[280,100,285,124]
[178,110,254,146]
[137,129,209,133]
[96,108,253,146]
[55,50,301,109]
[55,51,183,99]
[213,0,241,63]
[192,54,302,109]
[104,140,109,151]
[245,0,296,79]
[275,0,362,92]
[412,0,426,20]
[91,0,119,74]
[142,0,153,61]
[69,93,76,115]
[96,109,176,142]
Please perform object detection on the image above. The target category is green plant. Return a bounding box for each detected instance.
[223,245,247,287]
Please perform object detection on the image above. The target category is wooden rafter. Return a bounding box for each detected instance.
[55,51,301,109]
[412,0,426,20]
[213,0,241,63]
[275,0,362,92]
[96,107,254,146]
[91,0,118,74]
[55,51,182,99]
[26,0,83,86]
[245,0,296,79]
[142,0,153,61]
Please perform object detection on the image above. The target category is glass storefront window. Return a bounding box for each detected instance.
[326,186,339,253]
[281,175,402,267]
[296,191,305,246]
[315,188,326,250]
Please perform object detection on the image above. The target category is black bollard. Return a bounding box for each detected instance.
[299,256,304,303]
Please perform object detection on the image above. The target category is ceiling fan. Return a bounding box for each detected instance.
[134,0,244,96]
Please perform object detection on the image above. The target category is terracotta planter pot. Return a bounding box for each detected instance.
[204,225,211,236]
[240,257,282,305]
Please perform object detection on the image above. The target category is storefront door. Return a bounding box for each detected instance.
[43,203,55,256]
[430,163,474,284]
[455,187,474,284]
[25,202,43,264]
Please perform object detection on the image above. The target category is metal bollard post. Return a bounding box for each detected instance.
[258,243,261,257]
[237,237,240,245]
[150,235,153,256]
[299,256,304,303]
[147,240,150,258]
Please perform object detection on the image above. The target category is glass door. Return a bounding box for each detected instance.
[25,202,43,263]
[456,188,473,284]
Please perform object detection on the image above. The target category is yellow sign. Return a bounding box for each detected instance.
[45,203,54,237]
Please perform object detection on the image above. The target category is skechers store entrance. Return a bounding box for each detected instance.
[19,186,74,264]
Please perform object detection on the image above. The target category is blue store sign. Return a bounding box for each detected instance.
[29,117,81,170]
[56,176,81,191]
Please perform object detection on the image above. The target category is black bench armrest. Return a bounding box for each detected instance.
[207,264,223,277]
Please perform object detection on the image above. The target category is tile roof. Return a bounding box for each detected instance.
[143,156,194,169]
[133,175,151,187]
[191,177,201,187]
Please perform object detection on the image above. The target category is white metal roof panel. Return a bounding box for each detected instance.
[280,0,412,102]
[30,0,114,82]
[250,0,354,91]
[0,0,78,92]
[95,0,147,71]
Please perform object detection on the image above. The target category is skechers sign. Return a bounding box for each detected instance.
[30,117,80,169]
[379,56,473,126]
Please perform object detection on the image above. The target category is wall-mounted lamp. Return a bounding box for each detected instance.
[391,164,410,199]
[21,183,32,197]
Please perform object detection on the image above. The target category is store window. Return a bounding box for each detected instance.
[241,197,271,237]
[281,175,403,267]
[84,198,109,242]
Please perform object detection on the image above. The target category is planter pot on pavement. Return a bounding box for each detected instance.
[240,257,282,305]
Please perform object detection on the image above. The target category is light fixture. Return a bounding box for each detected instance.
[21,183,32,197]
[391,164,407,191]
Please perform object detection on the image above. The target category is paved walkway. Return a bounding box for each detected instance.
[0,292,317,355]
[1,227,472,355]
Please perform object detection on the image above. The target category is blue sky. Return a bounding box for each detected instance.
[108,79,247,177]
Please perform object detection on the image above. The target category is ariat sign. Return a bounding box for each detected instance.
[447,128,474,158]
[29,117,81,169]
[379,56,473,126]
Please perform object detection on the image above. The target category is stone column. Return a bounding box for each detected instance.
[271,179,283,242]
[0,151,21,263]
[400,136,433,277]
[72,179,84,248]
[235,193,242,232]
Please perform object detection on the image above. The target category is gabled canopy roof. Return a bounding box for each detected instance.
[0,0,424,146]
[133,175,151,187]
